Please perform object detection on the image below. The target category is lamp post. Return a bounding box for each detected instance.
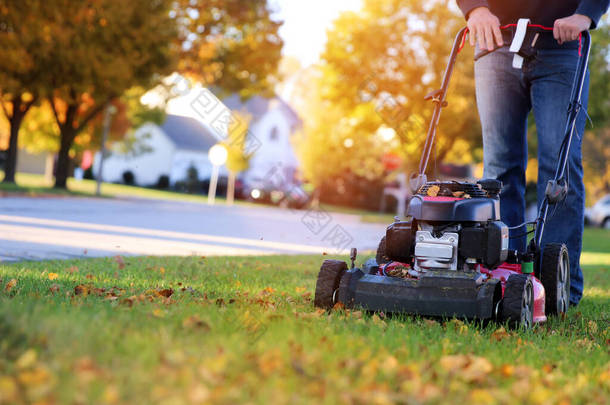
[96,104,117,196]
[207,144,228,205]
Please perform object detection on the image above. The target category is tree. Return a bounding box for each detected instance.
[173,0,284,99]
[222,111,252,204]
[39,0,177,188]
[295,0,479,193]
[582,19,610,201]
[0,1,50,182]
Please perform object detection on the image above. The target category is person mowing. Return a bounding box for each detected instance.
[456,1,609,306]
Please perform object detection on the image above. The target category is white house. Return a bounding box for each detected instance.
[94,114,227,186]
[222,94,301,188]
[95,94,302,188]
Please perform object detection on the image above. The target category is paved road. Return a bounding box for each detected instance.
[0,196,387,262]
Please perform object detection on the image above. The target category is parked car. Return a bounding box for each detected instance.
[585,194,610,228]
[241,180,310,209]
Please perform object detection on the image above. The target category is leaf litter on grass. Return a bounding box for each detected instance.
[0,254,609,404]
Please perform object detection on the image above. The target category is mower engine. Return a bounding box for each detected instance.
[385,180,509,272]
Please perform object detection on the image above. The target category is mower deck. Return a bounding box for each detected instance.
[336,259,546,323]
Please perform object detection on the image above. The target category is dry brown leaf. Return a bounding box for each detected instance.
[491,327,510,342]
[74,284,89,296]
[4,278,17,292]
[49,284,60,294]
[114,255,125,270]
[182,315,211,331]
[427,185,440,197]
[157,288,174,298]
[452,191,465,198]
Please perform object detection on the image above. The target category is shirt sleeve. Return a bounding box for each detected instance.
[456,0,490,19]
[575,0,610,29]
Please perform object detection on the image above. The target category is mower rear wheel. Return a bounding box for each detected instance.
[541,243,570,316]
[501,274,534,329]
[376,236,388,265]
[314,260,348,309]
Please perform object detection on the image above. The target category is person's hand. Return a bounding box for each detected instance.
[467,7,503,51]
[553,14,592,44]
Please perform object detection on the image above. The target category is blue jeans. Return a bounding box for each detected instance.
[475,46,588,305]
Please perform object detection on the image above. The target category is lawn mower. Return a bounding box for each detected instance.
[314,22,591,328]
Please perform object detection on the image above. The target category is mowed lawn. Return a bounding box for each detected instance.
[0,230,609,404]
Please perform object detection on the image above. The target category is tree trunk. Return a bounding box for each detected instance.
[2,98,25,184]
[54,127,75,189]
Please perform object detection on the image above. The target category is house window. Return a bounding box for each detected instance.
[269,127,279,142]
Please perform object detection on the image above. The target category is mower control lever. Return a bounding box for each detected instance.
[424,89,448,107]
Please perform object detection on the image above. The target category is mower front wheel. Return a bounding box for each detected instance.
[541,243,570,316]
[501,274,534,329]
[314,260,347,309]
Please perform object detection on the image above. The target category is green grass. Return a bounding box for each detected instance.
[0,238,609,404]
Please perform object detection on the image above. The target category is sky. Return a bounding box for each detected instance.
[271,0,363,67]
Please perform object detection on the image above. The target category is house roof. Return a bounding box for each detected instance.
[160,114,219,151]
[222,94,302,129]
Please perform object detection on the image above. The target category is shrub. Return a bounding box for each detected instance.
[156,175,170,190]
[122,170,135,185]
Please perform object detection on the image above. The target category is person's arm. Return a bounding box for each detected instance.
[456,0,489,19]
[575,0,610,29]
[554,1,609,44]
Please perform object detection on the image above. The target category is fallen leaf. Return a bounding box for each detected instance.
[48,273,58,280]
[5,278,17,292]
[427,185,440,197]
[182,315,211,331]
[74,284,89,296]
[16,349,37,369]
[440,354,493,383]
[114,255,125,270]
[453,191,465,198]
[491,327,510,342]
[0,376,17,402]
[151,308,165,318]
[86,274,94,280]
[67,266,79,274]
[49,284,60,294]
[262,286,275,294]
[500,364,514,377]
[157,288,174,298]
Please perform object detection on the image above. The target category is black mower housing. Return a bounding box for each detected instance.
[338,259,502,319]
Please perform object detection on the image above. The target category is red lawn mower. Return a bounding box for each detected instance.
[314,24,591,328]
